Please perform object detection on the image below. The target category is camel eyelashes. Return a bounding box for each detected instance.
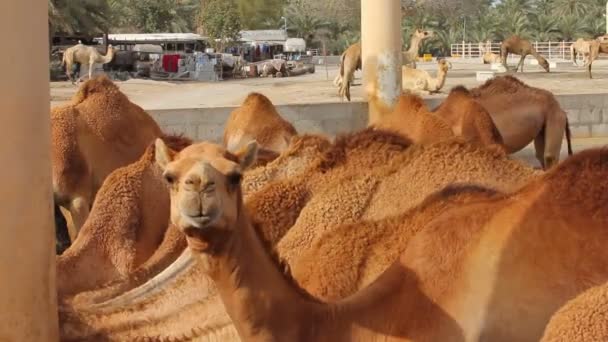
[163,172,177,184]
[226,172,242,186]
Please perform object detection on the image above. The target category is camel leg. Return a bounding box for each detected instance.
[517,56,525,73]
[68,196,90,241]
[65,62,75,84]
[587,62,593,79]
[542,115,568,169]
[533,131,547,169]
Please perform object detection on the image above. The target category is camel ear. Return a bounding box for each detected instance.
[235,141,259,170]
[155,138,174,169]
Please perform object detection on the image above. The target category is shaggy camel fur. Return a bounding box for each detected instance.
[223,92,297,166]
[62,43,116,84]
[402,58,451,95]
[433,86,505,148]
[372,94,455,144]
[56,135,192,299]
[52,75,163,240]
[501,35,550,72]
[541,283,608,342]
[470,76,572,169]
[60,134,330,308]
[59,129,540,341]
[159,138,608,342]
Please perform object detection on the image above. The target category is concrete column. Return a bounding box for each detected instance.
[0,0,59,340]
[361,0,402,125]
[606,1,608,34]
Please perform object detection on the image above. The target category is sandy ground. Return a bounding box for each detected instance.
[50,58,608,110]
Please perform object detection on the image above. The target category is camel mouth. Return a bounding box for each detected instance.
[182,214,214,229]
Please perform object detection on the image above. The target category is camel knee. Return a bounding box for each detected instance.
[544,155,557,170]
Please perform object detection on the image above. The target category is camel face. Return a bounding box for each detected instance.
[415,29,434,40]
[539,58,550,72]
[155,139,258,252]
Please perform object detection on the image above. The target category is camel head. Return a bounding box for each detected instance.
[538,56,550,72]
[437,58,452,71]
[414,29,434,41]
[155,139,258,253]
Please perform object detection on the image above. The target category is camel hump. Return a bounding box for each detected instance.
[242,92,274,108]
[395,94,427,112]
[448,85,471,96]
[72,75,118,105]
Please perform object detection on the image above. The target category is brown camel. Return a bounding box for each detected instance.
[59,129,540,341]
[501,35,550,73]
[52,75,163,240]
[374,91,503,149]
[541,282,608,342]
[469,75,572,169]
[62,43,116,84]
[56,135,192,299]
[223,92,297,166]
[158,138,608,342]
[61,134,331,307]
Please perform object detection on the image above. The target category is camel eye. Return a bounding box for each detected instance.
[226,172,242,186]
[163,172,177,184]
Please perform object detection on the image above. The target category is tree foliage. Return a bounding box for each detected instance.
[199,0,242,49]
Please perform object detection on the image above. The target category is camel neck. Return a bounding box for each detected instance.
[207,199,322,341]
[436,67,448,90]
[407,37,423,54]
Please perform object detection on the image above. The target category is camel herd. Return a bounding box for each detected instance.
[50,74,606,341]
[336,31,608,101]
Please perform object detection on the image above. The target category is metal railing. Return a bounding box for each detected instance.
[450,41,607,62]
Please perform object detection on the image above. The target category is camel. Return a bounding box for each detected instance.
[158,137,608,341]
[401,29,434,68]
[62,43,116,84]
[501,35,550,73]
[468,76,572,169]
[59,129,541,341]
[336,42,362,102]
[223,92,297,166]
[56,135,191,299]
[570,38,594,66]
[583,39,602,79]
[51,75,163,241]
[483,51,502,64]
[60,133,331,305]
[541,282,608,342]
[336,30,433,101]
[401,58,451,95]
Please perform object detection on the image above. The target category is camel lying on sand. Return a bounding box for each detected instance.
[469,76,572,169]
[483,51,502,64]
[223,92,297,166]
[157,138,608,342]
[501,35,550,73]
[541,282,608,342]
[336,29,433,101]
[52,75,163,242]
[62,43,116,84]
[60,129,540,341]
[402,58,451,95]
[56,135,191,299]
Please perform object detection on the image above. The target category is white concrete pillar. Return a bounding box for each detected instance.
[361,0,402,125]
[606,1,608,34]
[0,0,59,340]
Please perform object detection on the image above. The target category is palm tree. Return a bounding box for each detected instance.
[49,0,111,35]
[531,14,559,41]
[557,14,591,40]
[551,0,592,17]
[285,4,328,46]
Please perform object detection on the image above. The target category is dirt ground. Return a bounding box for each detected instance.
[50,59,608,110]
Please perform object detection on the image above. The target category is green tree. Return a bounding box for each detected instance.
[49,0,111,35]
[556,14,590,40]
[551,0,591,17]
[200,0,242,50]
[530,14,559,41]
[128,0,198,33]
[237,0,287,29]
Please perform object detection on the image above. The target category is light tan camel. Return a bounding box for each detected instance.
[570,38,594,66]
[223,92,297,166]
[501,35,550,72]
[56,135,192,299]
[51,76,163,240]
[58,129,540,341]
[62,43,116,84]
[541,282,608,342]
[401,29,434,68]
[401,58,451,95]
[469,75,572,169]
[583,39,602,79]
[158,138,608,342]
[336,30,433,101]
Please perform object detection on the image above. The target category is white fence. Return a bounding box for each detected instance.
[450,41,607,62]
